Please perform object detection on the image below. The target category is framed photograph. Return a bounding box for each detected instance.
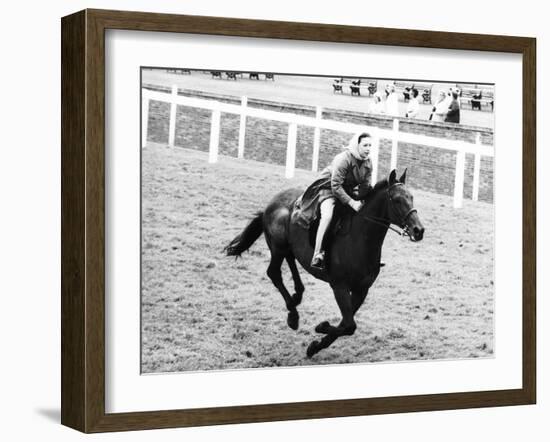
[61,9,536,433]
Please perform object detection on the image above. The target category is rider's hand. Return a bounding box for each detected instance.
[348,200,364,212]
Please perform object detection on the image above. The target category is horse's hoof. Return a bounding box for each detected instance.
[287,310,299,330]
[306,340,320,358]
[315,321,331,334]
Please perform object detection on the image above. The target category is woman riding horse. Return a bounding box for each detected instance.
[225,134,425,358]
[299,132,373,270]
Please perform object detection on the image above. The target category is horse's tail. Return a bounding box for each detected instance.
[224,211,264,257]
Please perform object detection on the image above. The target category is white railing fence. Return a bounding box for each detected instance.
[142,86,494,208]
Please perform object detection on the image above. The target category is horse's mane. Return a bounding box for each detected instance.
[363,178,389,204]
[372,178,389,193]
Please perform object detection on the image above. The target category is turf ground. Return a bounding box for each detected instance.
[141,142,494,373]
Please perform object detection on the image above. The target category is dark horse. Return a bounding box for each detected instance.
[224,169,424,358]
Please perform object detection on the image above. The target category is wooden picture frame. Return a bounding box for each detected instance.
[61,8,536,433]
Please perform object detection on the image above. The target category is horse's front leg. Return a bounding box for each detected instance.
[307,286,356,358]
[351,287,370,315]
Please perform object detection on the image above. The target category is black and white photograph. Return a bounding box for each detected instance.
[1,0,545,437]
[140,68,495,373]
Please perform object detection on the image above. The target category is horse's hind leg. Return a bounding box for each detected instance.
[286,253,304,307]
[267,251,300,330]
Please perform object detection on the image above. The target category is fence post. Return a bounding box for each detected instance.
[285,123,297,179]
[237,96,248,159]
[168,85,178,147]
[312,106,322,172]
[209,109,221,163]
[453,149,466,208]
[472,133,482,201]
[142,96,149,148]
[390,118,399,171]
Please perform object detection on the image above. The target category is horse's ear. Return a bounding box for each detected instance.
[389,169,397,185]
[399,168,407,184]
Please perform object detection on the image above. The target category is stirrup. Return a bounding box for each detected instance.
[311,252,326,269]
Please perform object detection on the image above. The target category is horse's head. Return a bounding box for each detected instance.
[358,169,424,242]
[386,169,424,241]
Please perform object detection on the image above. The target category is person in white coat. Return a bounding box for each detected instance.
[369,92,385,114]
[430,89,449,122]
[385,84,399,116]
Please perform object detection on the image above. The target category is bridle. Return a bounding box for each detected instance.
[387,183,418,230]
[361,182,418,240]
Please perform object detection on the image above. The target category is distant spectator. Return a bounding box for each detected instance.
[385,84,399,117]
[405,88,420,118]
[430,90,448,122]
[444,87,461,123]
[369,92,385,114]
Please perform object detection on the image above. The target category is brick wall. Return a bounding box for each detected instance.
[144,84,494,202]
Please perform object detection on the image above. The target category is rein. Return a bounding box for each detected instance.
[361,183,417,239]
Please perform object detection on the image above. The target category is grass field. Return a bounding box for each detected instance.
[141,142,494,373]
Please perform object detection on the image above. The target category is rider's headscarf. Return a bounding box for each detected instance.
[344,132,371,161]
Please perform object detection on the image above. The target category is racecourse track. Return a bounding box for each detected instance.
[141,142,494,373]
